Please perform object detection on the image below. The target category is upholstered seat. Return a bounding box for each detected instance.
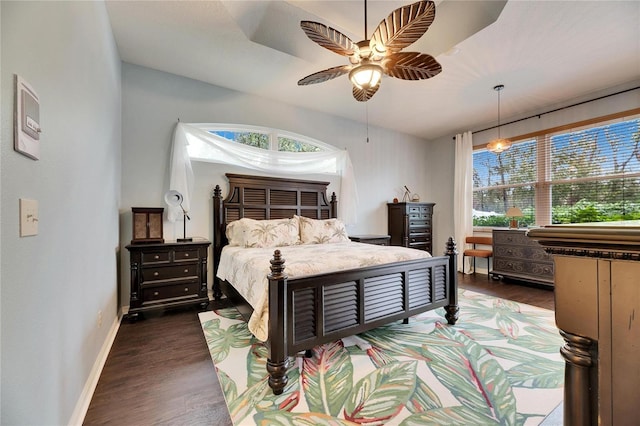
[463,236,493,279]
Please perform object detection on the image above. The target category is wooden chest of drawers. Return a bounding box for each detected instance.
[491,229,553,286]
[387,202,434,253]
[126,240,211,319]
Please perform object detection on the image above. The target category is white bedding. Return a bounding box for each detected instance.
[216,241,432,341]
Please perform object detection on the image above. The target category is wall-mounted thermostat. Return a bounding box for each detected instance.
[14,75,41,160]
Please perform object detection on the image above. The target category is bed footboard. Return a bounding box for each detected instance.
[266,237,459,395]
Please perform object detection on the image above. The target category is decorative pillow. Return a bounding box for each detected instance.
[226,217,300,248]
[297,215,350,244]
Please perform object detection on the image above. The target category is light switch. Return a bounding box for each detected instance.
[19,198,38,237]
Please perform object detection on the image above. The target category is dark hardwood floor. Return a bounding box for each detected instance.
[83,273,554,425]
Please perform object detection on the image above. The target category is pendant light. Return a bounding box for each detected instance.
[486,84,511,154]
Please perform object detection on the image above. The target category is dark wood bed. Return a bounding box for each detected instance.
[212,173,459,395]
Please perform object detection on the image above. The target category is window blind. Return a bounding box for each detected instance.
[472,112,640,226]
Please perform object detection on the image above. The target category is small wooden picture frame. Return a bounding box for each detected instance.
[131,207,164,244]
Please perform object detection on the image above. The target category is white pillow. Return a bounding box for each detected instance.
[296,215,350,244]
[226,217,300,248]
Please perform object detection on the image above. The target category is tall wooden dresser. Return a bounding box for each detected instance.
[387,202,434,253]
[126,240,211,320]
[491,229,554,286]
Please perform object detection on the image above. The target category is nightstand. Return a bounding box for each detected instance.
[125,239,211,320]
[349,234,391,246]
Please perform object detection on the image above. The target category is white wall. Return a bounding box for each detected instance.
[120,62,437,307]
[0,2,121,424]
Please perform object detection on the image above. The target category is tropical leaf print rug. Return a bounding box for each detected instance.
[198,290,564,425]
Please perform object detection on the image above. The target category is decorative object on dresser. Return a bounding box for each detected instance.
[164,190,192,242]
[387,202,434,253]
[528,224,640,426]
[348,234,390,246]
[491,229,553,286]
[506,206,524,229]
[131,207,164,244]
[125,240,211,320]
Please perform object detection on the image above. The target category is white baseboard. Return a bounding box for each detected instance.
[67,314,122,426]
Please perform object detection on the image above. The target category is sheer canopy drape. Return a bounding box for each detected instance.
[454,131,474,272]
[169,122,359,224]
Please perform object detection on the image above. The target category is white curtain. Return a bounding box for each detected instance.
[454,131,474,273]
[169,122,359,224]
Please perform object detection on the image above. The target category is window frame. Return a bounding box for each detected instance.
[203,124,335,152]
[472,108,640,229]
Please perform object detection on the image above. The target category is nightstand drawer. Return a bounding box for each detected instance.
[142,282,201,303]
[174,248,199,261]
[142,251,170,264]
[142,264,198,282]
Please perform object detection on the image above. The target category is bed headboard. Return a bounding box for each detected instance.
[212,174,338,283]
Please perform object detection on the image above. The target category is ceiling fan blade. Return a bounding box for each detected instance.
[300,21,356,57]
[383,52,442,80]
[352,84,380,102]
[371,0,436,54]
[298,65,352,86]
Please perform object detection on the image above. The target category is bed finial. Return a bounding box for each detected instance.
[445,236,458,255]
[213,184,221,198]
[269,250,286,279]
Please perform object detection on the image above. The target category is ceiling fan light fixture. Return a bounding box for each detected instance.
[487,84,511,154]
[349,62,383,90]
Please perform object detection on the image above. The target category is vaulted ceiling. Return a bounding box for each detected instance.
[105,1,640,140]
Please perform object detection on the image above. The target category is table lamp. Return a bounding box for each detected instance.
[164,190,192,242]
[506,206,523,229]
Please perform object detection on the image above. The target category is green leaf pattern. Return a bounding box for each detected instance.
[198,290,564,425]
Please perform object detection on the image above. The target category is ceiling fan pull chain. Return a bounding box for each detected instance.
[366,103,370,143]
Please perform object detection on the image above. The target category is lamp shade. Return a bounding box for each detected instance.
[487,138,511,154]
[506,206,523,217]
[164,190,183,207]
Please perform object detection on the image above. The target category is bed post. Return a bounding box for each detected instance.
[444,236,459,325]
[212,185,224,300]
[267,250,290,395]
[330,192,337,218]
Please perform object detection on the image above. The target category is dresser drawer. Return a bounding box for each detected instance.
[493,258,554,278]
[494,245,552,262]
[142,264,198,282]
[408,233,431,244]
[142,282,201,303]
[141,251,170,264]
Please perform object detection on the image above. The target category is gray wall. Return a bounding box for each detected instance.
[1,2,121,424]
[120,62,437,308]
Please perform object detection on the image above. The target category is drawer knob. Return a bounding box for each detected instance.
[184,269,189,273]
[184,287,189,292]
[153,291,159,296]
[185,253,190,257]
[153,272,159,276]
[154,255,160,259]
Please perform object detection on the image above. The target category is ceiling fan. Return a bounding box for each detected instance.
[297,0,442,102]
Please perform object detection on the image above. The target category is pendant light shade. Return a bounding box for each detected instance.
[487,84,511,154]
